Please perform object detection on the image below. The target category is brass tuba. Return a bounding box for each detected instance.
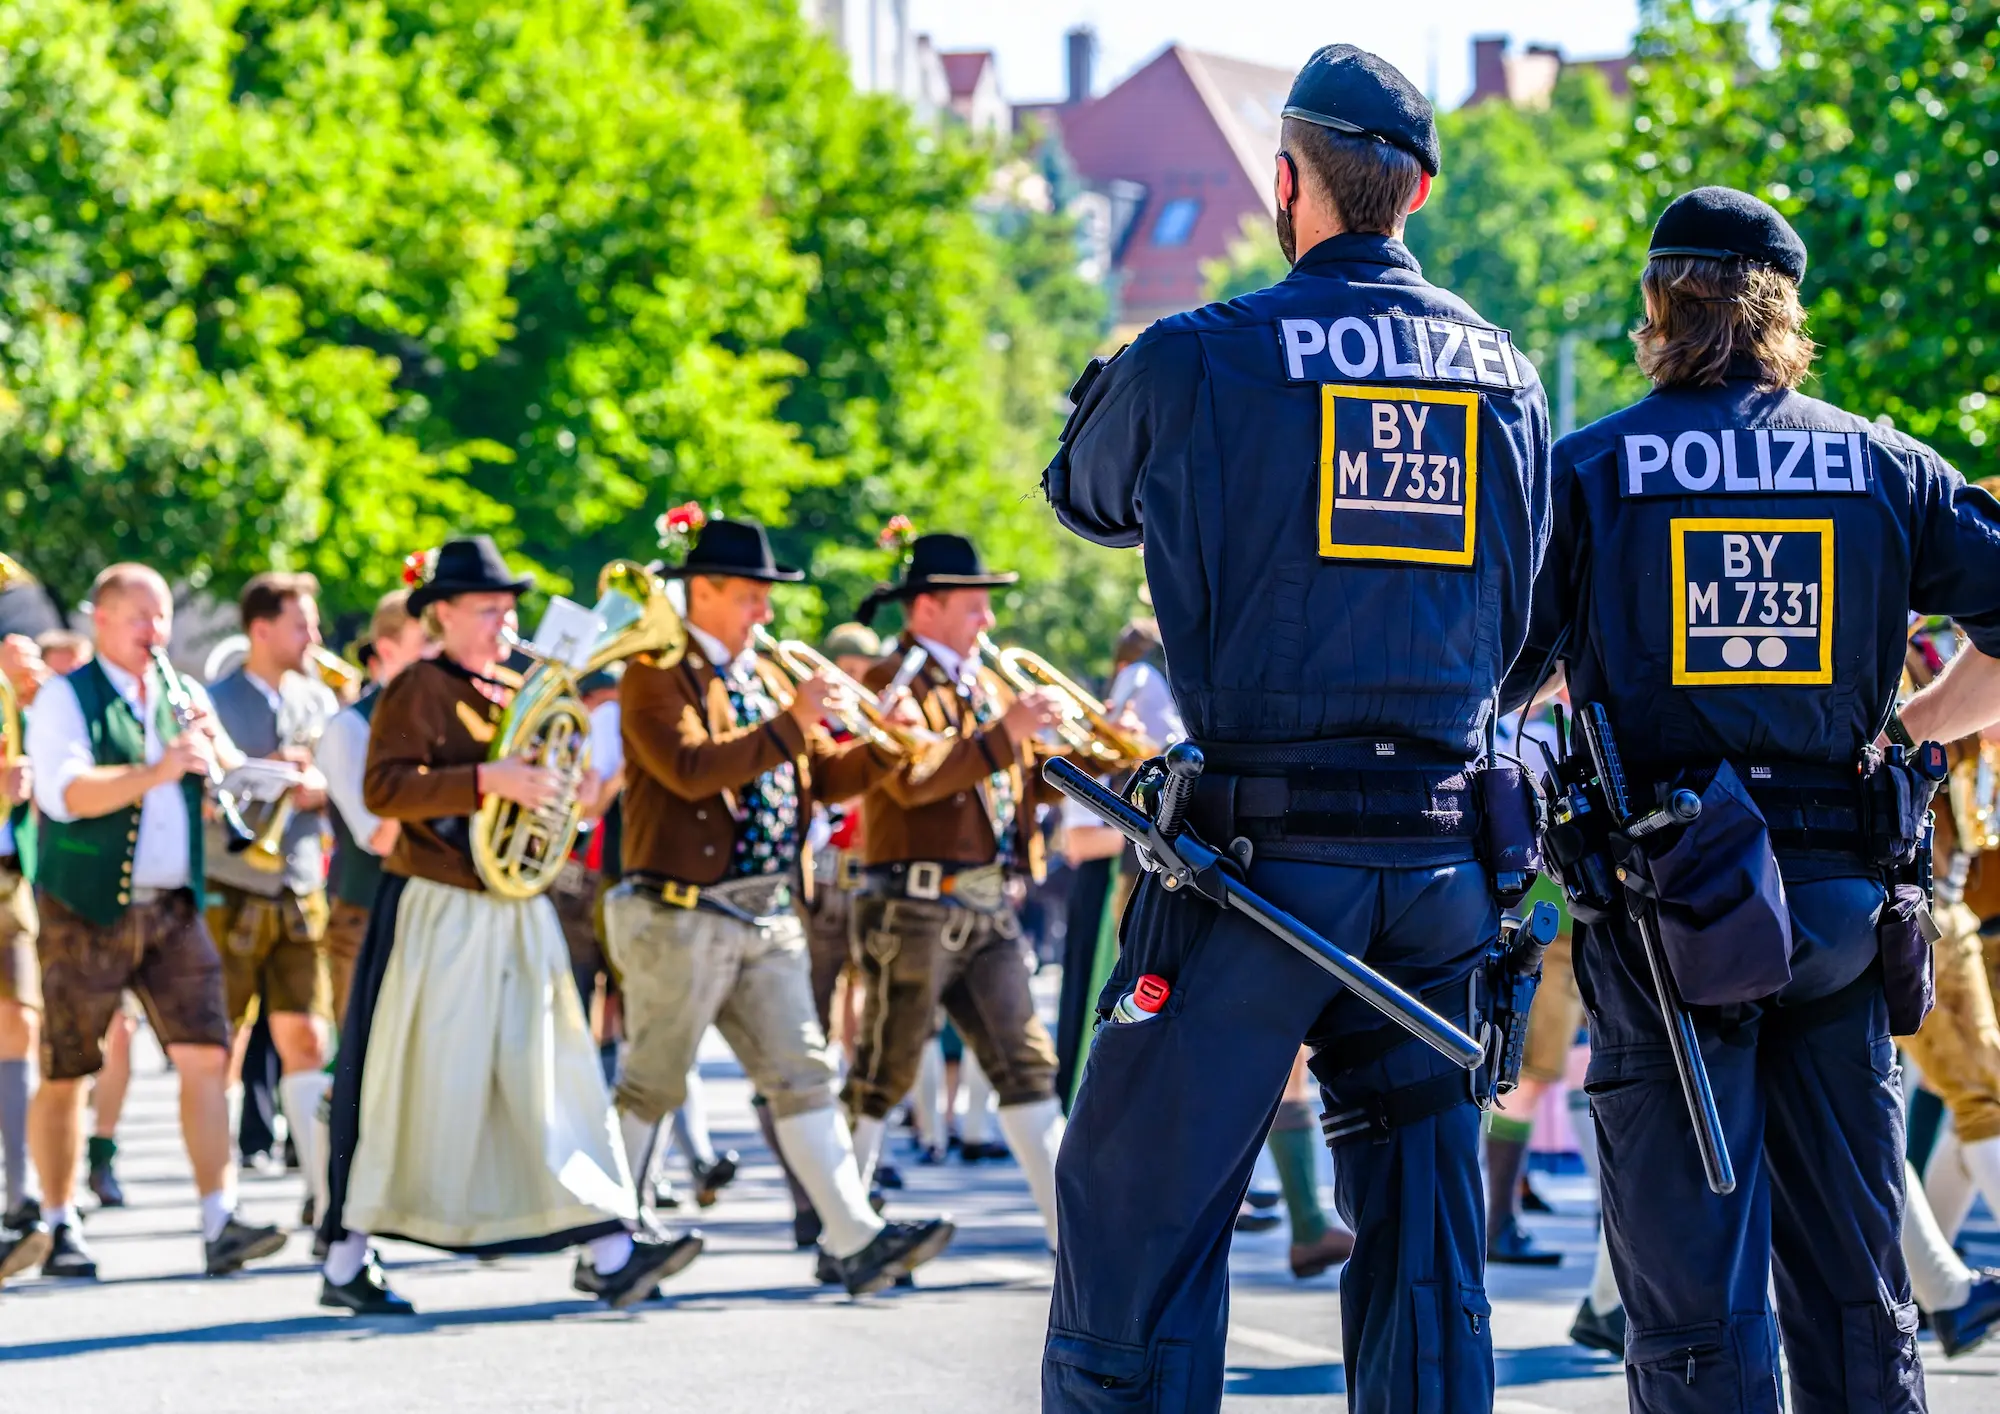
[472,560,687,900]
[751,626,954,784]
[0,554,32,804]
[977,633,1153,767]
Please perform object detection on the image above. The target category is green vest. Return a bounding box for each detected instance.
[38,660,204,926]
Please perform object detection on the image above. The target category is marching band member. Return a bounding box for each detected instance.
[606,516,953,1295]
[24,564,285,1280]
[317,537,694,1315]
[846,532,1069,1250]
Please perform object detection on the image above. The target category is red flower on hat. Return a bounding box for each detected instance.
[401,548,437,586]
[878,515,915,552]
[655,501,709,566]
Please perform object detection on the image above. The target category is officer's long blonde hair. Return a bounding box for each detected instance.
[1632,255,1816,392]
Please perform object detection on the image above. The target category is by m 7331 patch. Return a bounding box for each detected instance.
[1670,518,1834,686]
[1317,385,1479,567]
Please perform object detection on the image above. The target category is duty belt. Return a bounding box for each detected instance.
[625,871,792,925]
[1184,738,1478,864]
[1637,760,1869,854]
[861,861,1008,913]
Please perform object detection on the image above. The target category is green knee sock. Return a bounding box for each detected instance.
[1268,1100,1328,1246]
[87,1135,117,1169]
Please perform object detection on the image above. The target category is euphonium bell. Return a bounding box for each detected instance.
[471,560,688,900]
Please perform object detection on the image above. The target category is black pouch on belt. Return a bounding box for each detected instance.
[1878,881,1938,1036]
[1474,764,1541,909]
[1864,752,1946,1034]
[1624,760,1793,1007]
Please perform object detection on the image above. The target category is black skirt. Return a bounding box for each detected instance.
[316,873,625,1257]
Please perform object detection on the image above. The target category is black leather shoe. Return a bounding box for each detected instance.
[1569,1296,1626,1355]
[2,1197,41,1233]
[958,1141,1011,1163]
[88,1162,126,1209]
[815,1247,842,1285]
[205,1215,288,1276]
[0,1220,51,1286]
[873,1161,905,1190]
[829,1217,955,1296]
[573,1232,704,1310]
[1245,1187,1280,1212]
[1487,1218,1562,1267]
[320,1257,416,1316]
[793,1211,824,1250]
[690,1152,738,1208]
[300,1196,316,1230]
[1520,1174,1554,1214]
[1934,1271,2000,1358]
[43,1222,97,1279]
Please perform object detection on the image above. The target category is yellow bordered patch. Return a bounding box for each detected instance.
[1317,384,1479,567]
[1670,517,1834,686]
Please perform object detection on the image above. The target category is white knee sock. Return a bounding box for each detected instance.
[773,1107,885,1259]
[587,1231,634,1274]
[323,1230,370,1285]
[852,1114,885,1188]
[914,1039,946,1153]
[1955,1135,2000,1236]
[279,1071,332,1218]
[996,1098,1065,1251]
[226,1082,243,1153]
[961,1054,996,1146]
[673,1068,717,1170]
[618,1108,660,1202]
[1926,1127,1978,1242]
[1903,1160,1975,1313]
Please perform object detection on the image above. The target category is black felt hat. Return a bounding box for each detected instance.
[855,533,1017,626]
[407,536,534,615]
[1649,186,1807,282]
[1282,44,1440,177]
[661,518,804,584]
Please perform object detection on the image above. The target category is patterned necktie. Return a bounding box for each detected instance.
[721,664,800,878]
[964,668,1017,870]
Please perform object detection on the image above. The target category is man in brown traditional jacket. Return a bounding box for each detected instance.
[845,533,1070,1250]
[608,518,954,1295]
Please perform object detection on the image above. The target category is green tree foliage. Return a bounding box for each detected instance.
[0,0,1117,663]
[1635,0,2000,464]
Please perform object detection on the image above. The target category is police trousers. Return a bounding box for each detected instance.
[1044,859,1497,1414]
[1577,875,1924,1414]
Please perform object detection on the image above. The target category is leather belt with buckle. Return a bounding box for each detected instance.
[863,861,1006,913]
[627,872,792,925]
[811,847,867,893]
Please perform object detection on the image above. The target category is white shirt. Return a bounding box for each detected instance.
[688,624,760,689]
[1106,660,1184,749]
[913,635,980,692]
[316,701,381,852]
[28,658,224,890]
[588,698,624,782]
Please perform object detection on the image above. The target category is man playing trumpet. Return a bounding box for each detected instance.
[846,532,1071,1250]
[24,564,287,1280]
[606,514,955,1294]
[204,572,339,1221]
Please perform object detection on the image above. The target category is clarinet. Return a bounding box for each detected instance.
[150,647,258,850]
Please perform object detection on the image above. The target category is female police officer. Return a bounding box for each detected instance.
[1041,44,1551,1414]
[1503,188,2000,1412]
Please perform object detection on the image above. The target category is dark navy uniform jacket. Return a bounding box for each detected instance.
[1045,233,1552,757]
[1500,370,2000,775]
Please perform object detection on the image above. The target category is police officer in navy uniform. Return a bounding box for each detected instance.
[1042,46,1551,1413]
[1503,188,2000,1411]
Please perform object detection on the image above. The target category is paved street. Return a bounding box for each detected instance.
[4,1029,1997,1413]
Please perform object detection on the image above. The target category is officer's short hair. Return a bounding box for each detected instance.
[1632,255,1816,391]
[1282,116,1424,236]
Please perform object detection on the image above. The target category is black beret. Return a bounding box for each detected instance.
[1649,186,1807,282]
[1283,44,1440,176]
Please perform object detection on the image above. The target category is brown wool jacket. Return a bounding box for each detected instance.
[619,647,892,897]
[363,656,520,892]
[858,652,1060,879]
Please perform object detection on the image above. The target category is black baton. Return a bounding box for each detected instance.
[1045,751,1484,1071]
[1577,703,1735,1197]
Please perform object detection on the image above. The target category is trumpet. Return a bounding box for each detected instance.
[150,647,258,851]
[977,633,1153,767]
[752,626,954,784]
[309,644,364,695]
